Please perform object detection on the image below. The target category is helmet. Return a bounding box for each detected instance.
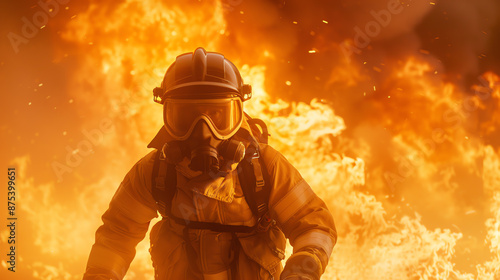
[153,47,252,102]
[153,48,252,141]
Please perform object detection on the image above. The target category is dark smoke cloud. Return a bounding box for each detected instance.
[221,0,499,100]
[417,0,499,82]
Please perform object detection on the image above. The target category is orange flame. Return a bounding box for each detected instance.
[2,1,500,279]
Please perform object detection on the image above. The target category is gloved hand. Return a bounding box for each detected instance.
[280,251,323,280]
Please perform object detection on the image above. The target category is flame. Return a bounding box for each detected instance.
[2,0,500,279]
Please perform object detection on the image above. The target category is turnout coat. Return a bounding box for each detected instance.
[83,122,337,280]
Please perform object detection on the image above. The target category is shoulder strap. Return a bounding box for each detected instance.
[151,148,177,216]
[237,140,271,221]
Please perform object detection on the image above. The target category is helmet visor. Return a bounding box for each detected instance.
[164,96,243,140]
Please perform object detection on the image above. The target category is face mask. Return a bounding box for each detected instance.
[164,120,245,177]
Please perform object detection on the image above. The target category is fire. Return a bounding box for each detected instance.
[2,0,500,279]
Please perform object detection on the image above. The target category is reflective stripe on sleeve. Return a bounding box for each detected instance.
[272,179,315,225]
[292,230,335,257]
[86,245,129,279]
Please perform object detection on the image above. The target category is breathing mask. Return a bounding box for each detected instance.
[162,94,246,176]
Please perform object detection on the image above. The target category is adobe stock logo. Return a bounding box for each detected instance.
[383,75,499,190]
[340,0,405,61]
[7,0,70,54]
[222,0,243,12]
[51,119,114,182]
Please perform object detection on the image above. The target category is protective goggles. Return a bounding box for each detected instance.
[163,96,243,140]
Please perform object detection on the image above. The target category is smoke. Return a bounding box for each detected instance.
[221,0,499,99]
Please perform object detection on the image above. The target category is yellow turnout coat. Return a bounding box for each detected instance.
[84,125,337,280]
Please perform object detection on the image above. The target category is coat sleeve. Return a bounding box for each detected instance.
[260,144,337,277]
[83,151,159,280]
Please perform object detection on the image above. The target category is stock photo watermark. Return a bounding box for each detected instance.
[221,0,244,12]
[384,75,498,190]
[7,0,70,54]
[50,69,163,182]
[51,118,114,182]
[340,0,406,61]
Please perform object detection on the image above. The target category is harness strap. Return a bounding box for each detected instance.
[170,215,256,233]
[237,139,273,233]
[183,226,200,275]
[151,149,162,208]
[230,232,240,280]
[152,148,177,216]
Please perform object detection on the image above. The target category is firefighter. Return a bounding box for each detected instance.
[83,48,337,280]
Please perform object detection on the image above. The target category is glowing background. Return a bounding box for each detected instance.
[1,0,500,279]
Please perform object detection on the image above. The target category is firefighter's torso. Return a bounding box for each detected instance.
[149,160,285,280]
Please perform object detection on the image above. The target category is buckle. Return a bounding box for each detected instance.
[251,151,260,159]
[256,178,265,188]
[160,144,168,160]
[257,203,267,213]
